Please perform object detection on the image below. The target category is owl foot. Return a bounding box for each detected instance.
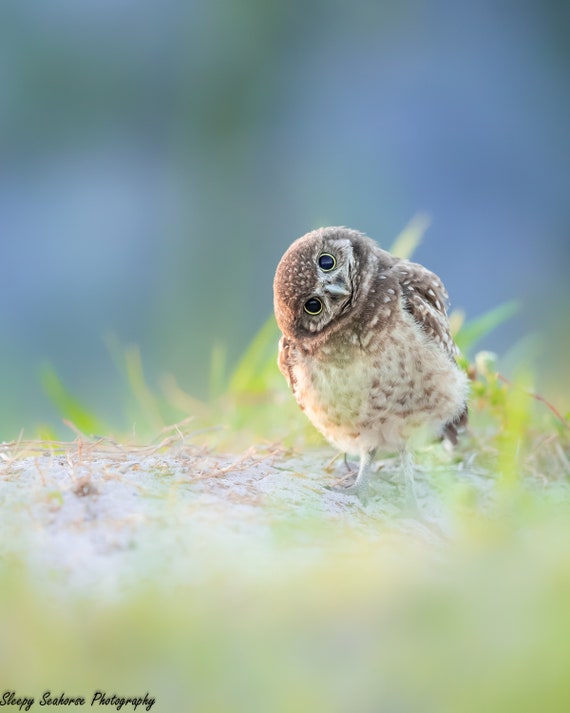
[327,448,376,504]
[400,449,419,511]
[327,481,369,503]
[343,453,356,473]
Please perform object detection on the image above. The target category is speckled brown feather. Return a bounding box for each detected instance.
[396,260,457,359]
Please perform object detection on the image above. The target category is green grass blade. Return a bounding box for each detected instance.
[40,364,105,435]
[389,214,431,259]
[227,316,281,395]
[455,301,518,354]
[123,346,164,433]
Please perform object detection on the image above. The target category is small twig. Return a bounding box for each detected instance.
[555,443,570,473]
[63,419,88,439]
[323,451,343,472]
[34,457,47,486]
[497,374,570,429]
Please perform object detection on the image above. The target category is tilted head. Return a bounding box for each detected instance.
[273,226,393,342]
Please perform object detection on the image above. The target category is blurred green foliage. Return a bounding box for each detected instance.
[39,365,106,438]
[2,488,570,713]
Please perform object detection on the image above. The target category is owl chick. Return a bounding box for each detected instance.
[273,226,468,501]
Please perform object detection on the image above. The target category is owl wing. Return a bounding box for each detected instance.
[396,260,468,438]
[277,335,297,392]
[395,260,458,360]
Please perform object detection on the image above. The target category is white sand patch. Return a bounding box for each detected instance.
[0,438,499,597]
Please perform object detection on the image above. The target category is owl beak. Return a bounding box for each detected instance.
[324,281,351,298]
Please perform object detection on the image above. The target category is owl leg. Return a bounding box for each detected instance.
[400,447,417,505]
[332,448,376,502]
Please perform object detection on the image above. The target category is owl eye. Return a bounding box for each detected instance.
[318,253,336,271]
[304,297,323,315]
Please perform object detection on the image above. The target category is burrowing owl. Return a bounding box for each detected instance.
[273,226,468,501]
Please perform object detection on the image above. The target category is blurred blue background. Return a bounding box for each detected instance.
[1,0,569,439]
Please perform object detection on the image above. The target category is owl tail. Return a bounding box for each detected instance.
[441,404,468,446]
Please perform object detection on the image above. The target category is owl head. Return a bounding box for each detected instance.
[273,226,386,341]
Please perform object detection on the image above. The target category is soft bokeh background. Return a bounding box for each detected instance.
[1,0,569,439]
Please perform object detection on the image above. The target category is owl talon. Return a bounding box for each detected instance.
[327,482,369,503]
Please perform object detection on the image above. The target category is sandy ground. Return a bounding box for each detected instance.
[0,437,498,596]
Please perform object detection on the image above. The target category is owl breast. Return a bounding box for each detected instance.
[289,311,468,456]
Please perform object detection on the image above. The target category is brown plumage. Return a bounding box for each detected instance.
[273,226,469,501]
